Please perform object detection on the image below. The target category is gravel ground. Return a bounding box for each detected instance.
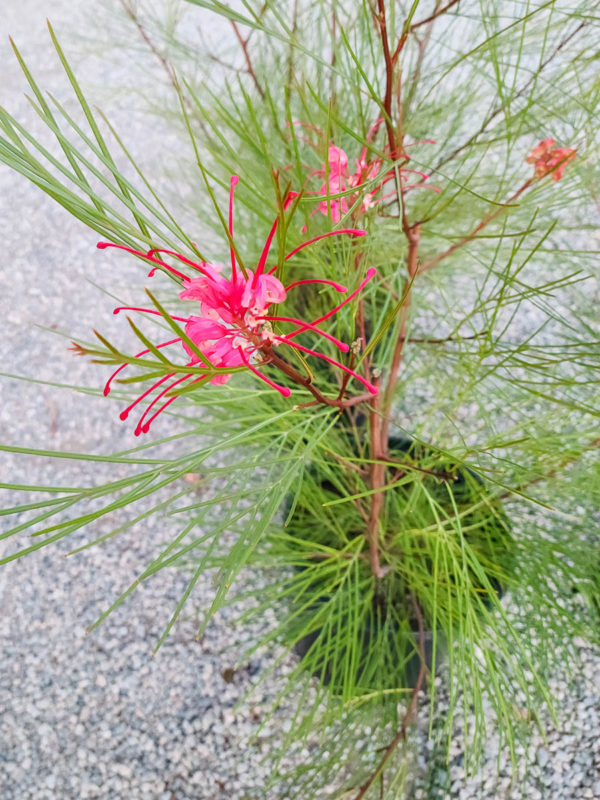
[1,2,599,799]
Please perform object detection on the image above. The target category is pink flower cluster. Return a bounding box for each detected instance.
[97,177,377,435]
[290,120,438,224]
[526,139,576,182]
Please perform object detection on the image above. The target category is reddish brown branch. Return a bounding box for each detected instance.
[265,349,373,410]
[417,179,532,274]
[336,349,357,401]
[118,0,180,94]
[410,0,461,31]
[366,0,416,580]
[376,0,400,157]
[231,20,266,99]
[380,221,421,450]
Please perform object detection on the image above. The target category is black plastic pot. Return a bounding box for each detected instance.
[282,433,512,695]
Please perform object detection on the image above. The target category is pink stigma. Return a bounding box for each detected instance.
[119,373,174,421]
[286,267,377,341]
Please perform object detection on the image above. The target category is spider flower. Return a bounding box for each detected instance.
[526,139,576,182]
[290,119,439,223]
[96,176,377,435]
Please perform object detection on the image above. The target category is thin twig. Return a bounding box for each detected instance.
[118,0,181,98]
[417,179,532,274]
[406,330,487,344]
[500,437,600,501]
[336,350,357,401]
[287,0,299,89]
[403,0,443,118]
[266,349,373,410]
[410,0,461,31]
[231,20,266,99]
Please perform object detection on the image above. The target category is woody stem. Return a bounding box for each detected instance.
[381,221,421,448]
[376,0,400,158]
[265,348,372,409]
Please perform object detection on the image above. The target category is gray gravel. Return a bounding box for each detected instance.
[1,2,599,799]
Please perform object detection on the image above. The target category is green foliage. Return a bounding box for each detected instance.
[1,1,599,797]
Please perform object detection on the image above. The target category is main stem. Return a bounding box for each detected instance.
[367,0,418,579]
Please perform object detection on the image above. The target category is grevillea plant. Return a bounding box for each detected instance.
[1,1,599,798]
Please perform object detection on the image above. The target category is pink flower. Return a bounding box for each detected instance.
[289,120,439,224]
[96,176,377,435]
[526,139,576,181]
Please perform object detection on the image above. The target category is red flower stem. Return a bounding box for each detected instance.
[136,373,200,435]
[120,373,174,421]
[97,242,188,282]
[284,278,347,292]
[284,268,377,342]
[253,192,299,287]
[145,248,209,278]
[238,349,291,397]
[104,337,181,395]
[112,307,189,323]
[274,337,378,394]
